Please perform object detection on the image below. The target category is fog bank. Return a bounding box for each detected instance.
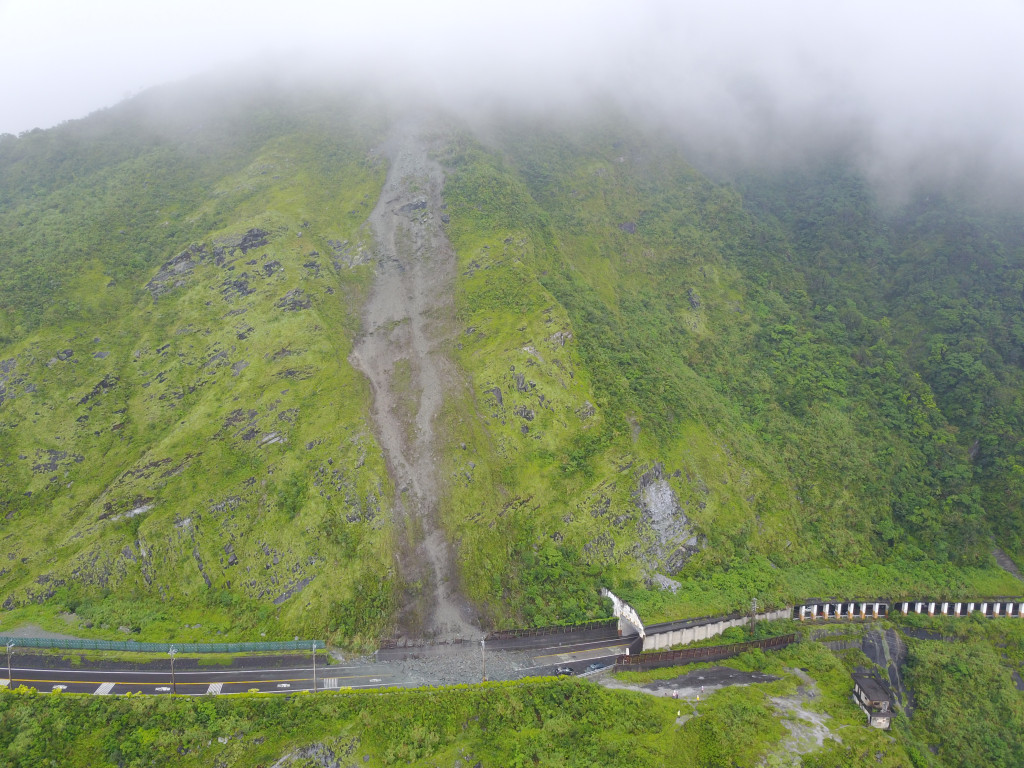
[3,0,1022,190]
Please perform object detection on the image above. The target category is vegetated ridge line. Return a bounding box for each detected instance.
[349,118,479,642]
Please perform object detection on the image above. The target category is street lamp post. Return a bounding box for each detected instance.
[480,639,486,683]
[168,646,177,694]
[312,642,318,693]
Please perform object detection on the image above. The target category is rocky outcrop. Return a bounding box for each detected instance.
[275,289,311,311]
[636,462,704,574]
[146,244,205,298]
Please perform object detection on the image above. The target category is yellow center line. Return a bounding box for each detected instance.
[532,644,627,660]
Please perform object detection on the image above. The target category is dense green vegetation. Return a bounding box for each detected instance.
[437,118,1023,624]
[0,678,698,767]
[1,77,1022,645]
[1,620,1023,765]
[0,86,397,646]
[895,615,1024,767]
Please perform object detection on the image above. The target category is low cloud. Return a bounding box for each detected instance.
[3,0,1023,191]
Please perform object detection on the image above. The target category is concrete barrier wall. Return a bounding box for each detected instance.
[643,608,790,651]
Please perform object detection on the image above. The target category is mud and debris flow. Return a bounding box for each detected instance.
[349,119,480,642]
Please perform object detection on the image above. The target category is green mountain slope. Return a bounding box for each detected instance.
[437,122,1022,624]
[0,88,396,644]
[0,81,1021,643]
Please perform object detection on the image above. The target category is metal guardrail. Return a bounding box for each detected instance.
[0,636,325,654]
[614,633,796,672]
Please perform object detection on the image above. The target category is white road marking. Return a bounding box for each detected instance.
[0,679,9,688]
[206,682,222,695]
[155,687,171,692]
[7,665,364,677]
[276,683,290,689]
[94,682,115,695]
[52,685,67,691]
[322,678,339,689]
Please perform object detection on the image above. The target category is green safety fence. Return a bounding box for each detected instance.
[0,636,325,653]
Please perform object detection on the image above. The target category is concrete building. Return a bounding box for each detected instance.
[852,674,895,729]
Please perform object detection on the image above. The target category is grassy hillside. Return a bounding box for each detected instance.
[0,87,397,645]
[435,120,1022,625]
[1,80,1022,643]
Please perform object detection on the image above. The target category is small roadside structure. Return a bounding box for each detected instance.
[852,673,895,729]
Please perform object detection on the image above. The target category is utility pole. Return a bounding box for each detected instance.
[6,642,13,687]
[480,639,486,682]
[312,642,318,693]
[168,646,177,694]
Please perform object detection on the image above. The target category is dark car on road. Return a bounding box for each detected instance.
[554,666,575,676]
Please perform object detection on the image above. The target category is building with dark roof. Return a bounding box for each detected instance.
[852,674,895,729]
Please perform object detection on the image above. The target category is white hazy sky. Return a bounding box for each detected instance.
[2,0,1024,183]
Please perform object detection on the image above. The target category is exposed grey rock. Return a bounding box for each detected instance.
[210,496,240,514]
[202,350,229,370]
[273,576,313,604]
[637,462,703,572]
[328,238,370,269]
[78,374,118,405]
[32,449,83,473]
[488,386,503,407]
[146,245,205,298]
[270,740,351,768]
[514,405,535,421]
[398,198,428,215]
[276,289,311,311]
[215,228,270,254]
[652,574,681,592]
[221,275,255,299]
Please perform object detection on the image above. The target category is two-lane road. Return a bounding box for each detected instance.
[0,661,408,696]
[0,627,639,695]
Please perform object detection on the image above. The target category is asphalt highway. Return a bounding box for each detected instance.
[0,628,637,696]
[1,660,405,696]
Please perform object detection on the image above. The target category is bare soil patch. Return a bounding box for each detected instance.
[767,668,842,763]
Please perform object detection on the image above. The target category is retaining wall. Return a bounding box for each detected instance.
[615,633,796,672]
[642,608,790,651]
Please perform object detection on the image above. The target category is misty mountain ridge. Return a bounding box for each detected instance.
[0,74,1022,646]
